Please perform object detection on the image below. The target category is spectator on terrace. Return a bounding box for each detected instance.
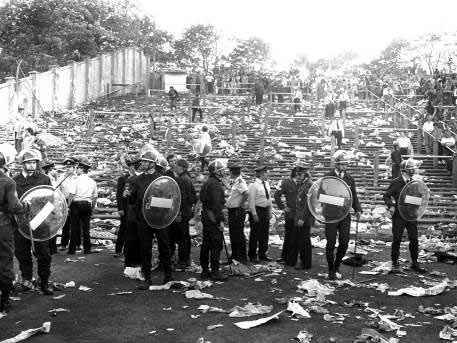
[168,86,179,111]
[422,115,435,155]
[390,141,402,179]
[397,131,412,157]
[441,130,456,173]
[22,128,36,150]
[432,122,444,160]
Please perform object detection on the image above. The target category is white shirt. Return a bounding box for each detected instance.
[422,121,434,133]
[248,178,271,214]
[397,136,410,148]
[58,172,77,199]
[226,175,248,208]
[328,119,344,137]
[441,137,456,147]
[69,173,97,202]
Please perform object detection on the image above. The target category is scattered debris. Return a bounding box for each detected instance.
[229,303,273,318]
[234,311,283,329]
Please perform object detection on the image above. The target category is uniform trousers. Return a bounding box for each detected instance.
[169,217,191,264]
[0,218,14,291]
[200,210,223,272]
[282,216,295,263]
[248,206,270,259]
[325,215,350,272]
[136,222,172,280]
[115,215,127,254]
[287,224,312,268]
[14,230,51,282]
[124,221,141,267]
[228,208,247,262]
[391,213,418,262]
[69,201,91,253]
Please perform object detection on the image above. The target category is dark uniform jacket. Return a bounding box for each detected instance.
[274,178,299,220]
[383,176,409,217]
[176,172,197,219]
[116,173,129,213]
[125,174,138,222]
[325,170,362,214]
[391,150,402,165]
[294,180,314,226]
[163,169,177,179]
[13,172,52,198]
[0,171,24,220]
[129,172,162,224]
[199,175,225,224]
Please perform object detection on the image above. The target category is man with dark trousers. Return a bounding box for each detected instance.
[13,149,54,295]
[126,150,173,289]
[325,151,362,280]
[58,157,78,251]
[123,156,142,269]
[114,157,136,257]
[383,159,427,274]
[226,160,248,264]
[171,159,197,269]
[248,163,272,262]
[199,160,228,281]
[67,157,98,255]
[274,164,301,264]
[286,163,314,269]
[0,147,24,312]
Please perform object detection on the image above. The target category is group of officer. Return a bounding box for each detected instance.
[0,146,98,313]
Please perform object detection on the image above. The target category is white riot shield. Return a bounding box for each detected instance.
[307,176,353,224]
[398,179,430,222]
[18,186,68,241]
[192,139,212,156]
[142,176,181,229]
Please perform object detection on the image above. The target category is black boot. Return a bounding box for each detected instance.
[1,290,11,312]
[40,280,54,296]
[163,273,173,285]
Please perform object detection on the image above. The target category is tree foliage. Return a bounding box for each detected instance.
[224,37,270,73]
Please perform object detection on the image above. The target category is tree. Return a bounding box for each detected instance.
[0,0,175,81]
[225,37,270,73]
[362,39,410,79]
[173,24,219,73]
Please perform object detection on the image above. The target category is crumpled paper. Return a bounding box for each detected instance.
[234,311,283,330]
[439,325,457,340]
[229,303,273,318]
[198,305,226,313]
[295,329,313,342]
[388,279,450,297]
[297,279,334,297]
[286,301,311,318]
[354,328,399,343]
[0,322,51,343]
[185,290,214,299]
[124,267,145,281]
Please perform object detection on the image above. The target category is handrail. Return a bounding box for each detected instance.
[364,89,456,155]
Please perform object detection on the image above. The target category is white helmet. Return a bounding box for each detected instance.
[18,149,42,164]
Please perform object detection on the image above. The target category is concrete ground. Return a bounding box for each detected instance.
[1,241,456,343]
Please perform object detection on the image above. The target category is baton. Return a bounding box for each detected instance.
[352,215,360,280]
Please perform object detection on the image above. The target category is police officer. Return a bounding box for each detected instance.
[67,157,98,255]
[274,164,302,264]
[0,147,24,312]
[42,160,58,255]
[383,159,426,274]
[58,157,78,251]
[13,149,54,295]
[123,155,142,269]
[114,156,135,257]
[290,163,314,269]
[248,163,272,262]
[325,151,362,280]
[170,159,197,269]
[199,160,228,281]
[226,160,248,264]
[127,150,173,289]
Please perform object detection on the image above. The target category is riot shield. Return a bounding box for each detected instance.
[307,176,352,224]
[142,176,181,229]
[398,179,430,222]
[18,186,68,241]
[192,139,212,156]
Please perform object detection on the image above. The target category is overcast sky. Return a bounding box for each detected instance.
[137,0,457,68]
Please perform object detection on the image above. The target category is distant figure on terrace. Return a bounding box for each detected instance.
[397,131,412,157]
[390,141,402,179]
[422,115,435,155]
[328,113,344,150]
[441,130,455,173]
[168,86,179,111]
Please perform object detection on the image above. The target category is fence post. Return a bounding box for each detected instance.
[188,92,192,122]
[433,141,439,168]
[122,48,127,96]
[49,65,58,112]
[84,56,91,102]
[28,71,39,117]
[373,150,379,187]
[5,77,15,122]
[145,53,150,93]
[416,118,423,154]
[232,121,237,148]
[132,48,136,92]
[98,54,103,98]
[453,154,457,187]
[67,60,75,109]
[354,125,359,150]
[259,94,271,158]
[110,51,115,96]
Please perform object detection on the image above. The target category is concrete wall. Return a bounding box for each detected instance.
[0,47,149,123]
